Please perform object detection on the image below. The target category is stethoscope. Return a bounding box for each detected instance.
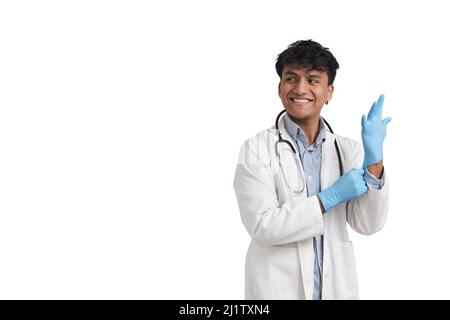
[274,109,344,193]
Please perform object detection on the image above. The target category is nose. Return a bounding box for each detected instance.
[293,77,310,95]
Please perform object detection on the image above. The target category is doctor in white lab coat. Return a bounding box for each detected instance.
[233,40,391,300]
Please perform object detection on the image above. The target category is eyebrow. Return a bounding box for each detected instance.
[284,70,324,77]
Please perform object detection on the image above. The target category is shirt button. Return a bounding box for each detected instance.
[308,175,312,181]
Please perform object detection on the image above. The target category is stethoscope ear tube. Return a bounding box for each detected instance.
[275,109,297,154]
[275,109,287,130]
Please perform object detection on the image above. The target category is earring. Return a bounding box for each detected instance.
[325,101,329,105]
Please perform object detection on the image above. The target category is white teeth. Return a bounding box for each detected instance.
[292,98,310,103]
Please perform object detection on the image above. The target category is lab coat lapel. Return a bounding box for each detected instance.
[321,131,340,190]
[278,117,317,299]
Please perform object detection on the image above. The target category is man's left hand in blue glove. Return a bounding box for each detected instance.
[361,94,392,178]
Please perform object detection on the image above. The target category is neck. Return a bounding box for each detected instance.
[289,115,321,145]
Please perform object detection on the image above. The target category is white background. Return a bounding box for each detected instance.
[0,0,449,299]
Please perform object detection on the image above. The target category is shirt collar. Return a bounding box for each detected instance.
[283,113,327,148]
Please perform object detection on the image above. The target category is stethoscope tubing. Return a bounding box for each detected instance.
[275,109,344,177]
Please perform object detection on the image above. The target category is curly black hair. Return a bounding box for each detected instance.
[275,40,339,85]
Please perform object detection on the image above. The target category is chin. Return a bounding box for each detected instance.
[287,110,320,124]
[286,108,312,120]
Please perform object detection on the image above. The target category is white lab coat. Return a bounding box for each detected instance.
[233,117,389,300]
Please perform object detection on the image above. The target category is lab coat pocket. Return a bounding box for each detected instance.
[334,242,358,299]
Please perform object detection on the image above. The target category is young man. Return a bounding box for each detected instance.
[233,40,391,300]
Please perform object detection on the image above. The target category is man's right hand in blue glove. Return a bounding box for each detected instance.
[317,168,368,213]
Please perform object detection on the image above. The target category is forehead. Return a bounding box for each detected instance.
[283,65,327,77]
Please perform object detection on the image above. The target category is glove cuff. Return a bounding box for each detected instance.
[363,155,383,169]
[317,190,335,212]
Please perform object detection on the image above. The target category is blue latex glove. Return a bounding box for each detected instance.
[361,94,392,168]
[317,168,368,212]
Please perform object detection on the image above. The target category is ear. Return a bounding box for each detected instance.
[327,84,334,102]
[278,82,281,98]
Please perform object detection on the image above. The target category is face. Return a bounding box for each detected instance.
[278,64,334,123]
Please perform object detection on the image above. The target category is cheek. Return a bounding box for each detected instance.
[316,88,329,101]
[279,87,288,99]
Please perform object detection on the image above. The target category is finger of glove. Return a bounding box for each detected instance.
[382,117,392,126]
[376,94,385,117]
[353,174,368,196]
[368,94,384,119]
[357,175,368,191]
[367,101,377,119]
[360,184,369,195]
[361,114,367,127]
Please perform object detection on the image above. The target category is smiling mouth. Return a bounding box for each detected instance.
[289,97,313,104]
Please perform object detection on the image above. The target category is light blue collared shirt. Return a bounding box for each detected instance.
[283,114,384,300]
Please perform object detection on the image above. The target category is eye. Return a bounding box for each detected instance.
[309,79,319,84]
[286,76,296,82]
